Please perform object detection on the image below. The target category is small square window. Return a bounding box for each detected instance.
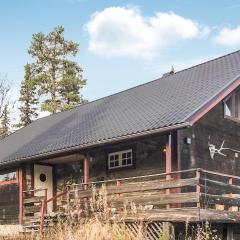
[108,149,133,169]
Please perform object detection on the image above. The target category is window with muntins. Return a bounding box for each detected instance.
[108,149,132,169]
[224,89,240,120]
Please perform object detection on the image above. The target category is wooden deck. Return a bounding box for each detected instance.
[122,208,240,223]
[21,168,240,232]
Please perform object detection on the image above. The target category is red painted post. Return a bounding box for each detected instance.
[84,157,89,190]
[196,170,201,208]
[166,134,172,209]
[18,167,24,224]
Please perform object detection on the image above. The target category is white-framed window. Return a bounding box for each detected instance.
[108,149,133,169]
[224,89,240,120]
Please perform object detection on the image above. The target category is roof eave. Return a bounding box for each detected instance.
[0,122,191,168]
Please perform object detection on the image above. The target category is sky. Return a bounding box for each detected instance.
[1,0,240,119]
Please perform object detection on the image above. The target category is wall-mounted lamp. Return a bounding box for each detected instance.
[184,137,192,145]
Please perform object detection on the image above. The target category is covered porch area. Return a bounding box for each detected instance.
[19,133,176,223]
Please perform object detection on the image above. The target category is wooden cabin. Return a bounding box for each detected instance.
[1,51,240,238]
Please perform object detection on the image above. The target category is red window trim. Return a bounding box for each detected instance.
[0,179,18,186]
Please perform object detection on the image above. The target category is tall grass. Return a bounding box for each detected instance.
[0,185,220,240]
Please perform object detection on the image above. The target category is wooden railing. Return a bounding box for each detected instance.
[199,169,240,211]
[67,169,199,212]
[66,168,240,213]
[22,168,240,232]
[40,188,68,234]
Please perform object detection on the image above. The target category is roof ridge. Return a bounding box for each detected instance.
[16,49,240,127]
[173,49,240,76]
[65,49,240,113]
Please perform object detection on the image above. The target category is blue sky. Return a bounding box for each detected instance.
[1,0,240,107]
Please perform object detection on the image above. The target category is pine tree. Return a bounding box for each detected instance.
[28,26,86,114]
[18,64,38,127]
[0,105,10,139]
[59,61,86,111]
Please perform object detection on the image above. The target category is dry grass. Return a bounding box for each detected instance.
[0,221,220,240]
[0,185,221,240]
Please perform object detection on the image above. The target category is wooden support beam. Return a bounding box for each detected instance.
[18,167,24,224]
[166,133,172,209]
[84,157,89,190]
[166,134,172,175]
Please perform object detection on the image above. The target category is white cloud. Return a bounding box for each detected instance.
[214,27,240,47]
[85,7,209,59]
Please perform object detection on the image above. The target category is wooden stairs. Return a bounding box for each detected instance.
[22,213,59,234]
[21,188,68,234]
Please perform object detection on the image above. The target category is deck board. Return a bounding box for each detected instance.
[119,207,240,223]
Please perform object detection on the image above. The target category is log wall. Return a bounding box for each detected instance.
[178,102,240,175]
[88,135,168,181]
[0,183,19,224]
[54,135,169,192]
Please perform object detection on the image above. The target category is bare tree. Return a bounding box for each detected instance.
[0,76,11,139]
[0,76,10,119]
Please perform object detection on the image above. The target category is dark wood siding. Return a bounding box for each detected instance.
[178,102,240,175]
[0,183,19,224]
[54,135,169,208]
[88,135,167,181]
[55,135,168,189]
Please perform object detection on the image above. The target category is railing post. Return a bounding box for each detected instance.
[39,199,46,236]
[166,177,171,209]
[228,177,233,211]
[84,157,89,190]
[117,180,121,198]
[44,188,48,214]
[196,169,201,208]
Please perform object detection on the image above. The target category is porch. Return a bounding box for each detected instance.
[21,168,240,233]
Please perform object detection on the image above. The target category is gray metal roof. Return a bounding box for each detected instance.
[1,50,240,165]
